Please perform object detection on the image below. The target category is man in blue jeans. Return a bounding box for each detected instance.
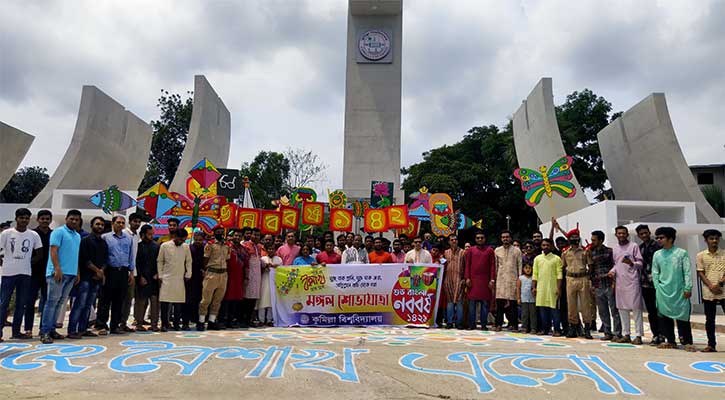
[0,208,43,342]
[23,209,52,337]
[67,216,107,339]
[40,209,82,344]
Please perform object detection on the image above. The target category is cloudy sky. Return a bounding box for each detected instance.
[2,0,724,198]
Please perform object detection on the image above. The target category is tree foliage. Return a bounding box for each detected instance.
[0,166,49,203]
[139,90,193,192]
[402,88,619,240]
[240,151,290,209]
[285,148,327,189]
[702,185,725,217]
[555,89,614,192]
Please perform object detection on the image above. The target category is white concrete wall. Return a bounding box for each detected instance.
[512,78,590,222]
[598,94,722,224]
[342,0,404,203]
[0,121,34,192]
[29,86,152,208]
[169,75,231,194]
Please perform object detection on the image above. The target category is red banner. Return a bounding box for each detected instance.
[330,209,353,232]
[280,205,300,230]
[237,208,260,229]
[364,208,389,233]
[301,202,325,226]
[261,210,282,235]
[386,205,409,229]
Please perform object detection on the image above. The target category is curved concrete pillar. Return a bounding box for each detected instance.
[168,75,231,193]
[0,122,35,192]
[512,78,590,221]
[29,86,153,208]
[597,93,721,224]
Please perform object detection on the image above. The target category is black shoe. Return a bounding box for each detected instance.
[82,330,98,337]
[217,322,226,330]
[181,324,191,331]
[207,321,218,330]
[160,326,168,332]
[67,333,83,340]
[172,325,181,331]
[109,329,127,335]
[50,331,65,340]
[39,334,53,344]
[602,333,614,341]
[584,330,593,340]
[196,322,205,332]
[566,327,577,338]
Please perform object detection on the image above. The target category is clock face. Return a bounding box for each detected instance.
[358,29,391,61]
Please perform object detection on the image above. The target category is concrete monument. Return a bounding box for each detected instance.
[512,78,590,221]
[342,0,404,202]
[168,75,231,194]
[0,121,35,193]
[597,93,722,224]
[29,86,153,208]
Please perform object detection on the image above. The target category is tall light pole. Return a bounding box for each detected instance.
[506,215,511,231]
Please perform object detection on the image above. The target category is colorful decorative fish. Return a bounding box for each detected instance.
[513,156,577,207]
[89,185,137,214]
[455,211,483,230]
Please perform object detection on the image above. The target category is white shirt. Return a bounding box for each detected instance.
[0,228,42,276]
[405,248,432,264]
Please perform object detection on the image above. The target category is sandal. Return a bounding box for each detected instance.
[658,342,676,349]
[684,345,697,352]
[701,346,717,353]
[135,325,147,332]
[97,329,108,336]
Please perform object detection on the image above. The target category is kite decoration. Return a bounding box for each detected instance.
[170,191,225,233]
[408,186,431,220]
[428,193,456,237]
[327,190,348,209]
[137,182,177,220]
[89,185,137,214]
[186,176,217,199]
[189,158,221,191]
[455,211,483,230]
[513,156,576,207]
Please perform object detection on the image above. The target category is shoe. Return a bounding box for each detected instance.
[49,331,65,340]
[160,326,168,333]
[96,329,108,336]
[217,322,226,330]
[684,344,697,352]
[615,335,631,343]
[151,326,160,332]
[612,335,622,342]
[632,336,643,345]
[602,333,613,341]
[650,335,664,346]
[584,330,593,340]
[266,321,274,327]
[67,333,83,340]
[552,332,561,337]
[141,320,151,326]
[172,325,181,331]
[658,342,677,349]
[196,323,205,332]
[40,334,53,344]
[109,329,127,335]
[182,324,191,331]
[120,325,136,333]
[134,325,147,332]
[82,331,98,337]
[494,326,502,332]
[207,321,218,330]
[701,346,717,353]
[566,326,577,338]
[11,332,33,340]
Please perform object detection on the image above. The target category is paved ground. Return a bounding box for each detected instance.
[1,322,723,400]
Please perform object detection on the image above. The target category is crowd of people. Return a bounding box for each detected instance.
[0,208,723,353]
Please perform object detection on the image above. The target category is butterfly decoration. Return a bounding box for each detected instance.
[513,156,577,207]
[170,192,225,233]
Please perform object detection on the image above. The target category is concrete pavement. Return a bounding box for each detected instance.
[1,323,723,399]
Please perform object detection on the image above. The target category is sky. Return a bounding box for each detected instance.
[2,0,724,199]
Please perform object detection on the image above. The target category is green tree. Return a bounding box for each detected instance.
[240,151,290,209]
[702,185,725,217]
[0,166,49,203]
[555,89,615,192]
[402,88,620,240]
[139,90,193,192]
